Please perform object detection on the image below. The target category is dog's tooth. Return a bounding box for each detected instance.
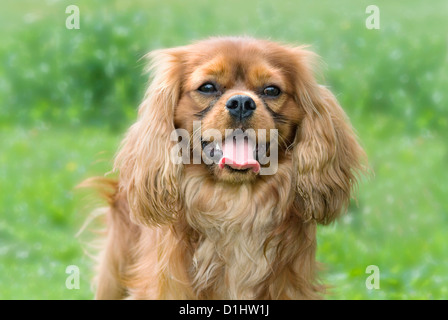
[213,149,223,162]
[255,143,267,160]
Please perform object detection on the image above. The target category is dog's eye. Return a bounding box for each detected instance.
[198,83,218,94]
[263,86,281,97]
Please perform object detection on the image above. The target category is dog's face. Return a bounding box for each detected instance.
[174,38,305,183]
[115,37,366,226]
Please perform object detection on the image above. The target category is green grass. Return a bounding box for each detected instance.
[0,126,121,299]
[318,116,448,299]
[1,0,447,299]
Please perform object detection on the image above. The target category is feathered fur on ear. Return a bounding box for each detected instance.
[291,48,367,225]
[114,47,185,227]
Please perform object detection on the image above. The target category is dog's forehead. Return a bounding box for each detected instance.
[198,54,268,78]
[185,41,287,89]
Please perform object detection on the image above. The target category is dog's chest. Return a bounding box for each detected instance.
[190,230,274,299]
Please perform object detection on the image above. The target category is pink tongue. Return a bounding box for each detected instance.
[218,138,260,173]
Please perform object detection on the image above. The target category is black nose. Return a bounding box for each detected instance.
[225,95,256,120]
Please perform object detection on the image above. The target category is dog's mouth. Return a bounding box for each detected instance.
[201,134,269,174]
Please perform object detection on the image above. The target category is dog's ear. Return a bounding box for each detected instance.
[290,48,367,225]
[114,47,186,227]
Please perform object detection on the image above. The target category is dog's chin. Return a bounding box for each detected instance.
[209,164,259,184]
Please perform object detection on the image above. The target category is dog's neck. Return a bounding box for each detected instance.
[180,165,310,299]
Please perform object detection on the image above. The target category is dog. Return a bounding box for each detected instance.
[89,36,366,299]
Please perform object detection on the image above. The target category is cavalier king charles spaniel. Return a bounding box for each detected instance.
[89,37,366,299]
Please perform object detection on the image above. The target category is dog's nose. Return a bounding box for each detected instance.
[225,95,256,120]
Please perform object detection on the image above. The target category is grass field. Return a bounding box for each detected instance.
[1,0,447,299]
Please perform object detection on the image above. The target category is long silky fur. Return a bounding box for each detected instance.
[87,37,367,300]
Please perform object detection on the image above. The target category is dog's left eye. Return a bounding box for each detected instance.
[198,83,218,94]
[263,86,281,97]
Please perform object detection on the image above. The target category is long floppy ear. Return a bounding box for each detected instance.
[291,49,367,225]
[114,47,186,227]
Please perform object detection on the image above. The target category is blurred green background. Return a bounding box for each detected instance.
[1,0,447,299]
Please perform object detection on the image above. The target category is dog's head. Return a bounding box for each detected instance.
[115,37,366,226]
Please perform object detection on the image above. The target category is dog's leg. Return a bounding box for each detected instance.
[95,192,137,300]
[95,225,125,300]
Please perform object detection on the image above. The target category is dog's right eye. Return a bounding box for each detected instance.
[198,83,218,94]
